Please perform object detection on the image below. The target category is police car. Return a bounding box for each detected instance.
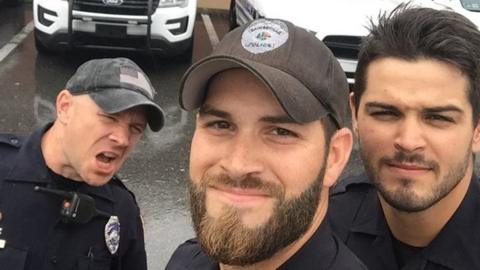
[33,0,197,58]
[230,0,404,84]
[230,0,473,84]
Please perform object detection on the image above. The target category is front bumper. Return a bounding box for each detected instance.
[33,0,196,54]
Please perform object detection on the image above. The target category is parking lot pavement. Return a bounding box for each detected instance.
[0,3,232,270]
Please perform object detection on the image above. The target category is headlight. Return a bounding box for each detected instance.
[158,0,188,8]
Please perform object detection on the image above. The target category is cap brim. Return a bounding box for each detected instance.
[180,55,329,123]
[89,89,165,132]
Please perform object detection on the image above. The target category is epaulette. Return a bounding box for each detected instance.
[331,173,373,195]
[0,133,23,149]
[111,175,139,203]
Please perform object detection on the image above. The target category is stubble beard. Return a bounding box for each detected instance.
[360,144,471,213]
[188,168,325,266]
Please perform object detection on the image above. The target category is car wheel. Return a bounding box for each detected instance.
[34,29,53,54]
[229,0,238,30]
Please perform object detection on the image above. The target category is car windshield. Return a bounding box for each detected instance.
[461,0,480,11]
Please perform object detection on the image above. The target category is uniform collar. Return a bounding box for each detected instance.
[348,185,398,269]
[278,220,337,269]
[350,175,480,269]
[423,177,480,269]
[187,221,339,270]
[5,123,115,202]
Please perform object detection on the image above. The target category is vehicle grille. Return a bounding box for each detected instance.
[73,0,160,16]
[323,35,363,60]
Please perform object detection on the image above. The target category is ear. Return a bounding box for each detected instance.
[349,92,358,135]
[472,119,480,152]
[56,90,74,124]
[322,127,353,188]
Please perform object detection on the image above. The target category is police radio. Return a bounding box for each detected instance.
[34,186,110,224]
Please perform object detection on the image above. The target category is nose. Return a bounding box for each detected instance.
[109,124,130,147]
[394,117,426,153]
[220,133,264,181]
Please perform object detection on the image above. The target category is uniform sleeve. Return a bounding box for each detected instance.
[118,213,147,270]
[109,181,148,270]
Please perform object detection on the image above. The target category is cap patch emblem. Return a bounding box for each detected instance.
[120,67,154,99]
[105,216,120,255]
[242,19,288,54]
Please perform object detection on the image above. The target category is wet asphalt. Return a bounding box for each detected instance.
[0,3,366,269]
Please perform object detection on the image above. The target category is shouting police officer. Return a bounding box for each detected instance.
[0,57,164,270]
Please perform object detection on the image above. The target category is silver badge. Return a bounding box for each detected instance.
[105,216,120,255]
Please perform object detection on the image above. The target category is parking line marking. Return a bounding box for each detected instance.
[0,20,34,63]
[201,14,220,49]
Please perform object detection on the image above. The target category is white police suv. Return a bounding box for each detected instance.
[33,0,196,57]
[229,0,412,84]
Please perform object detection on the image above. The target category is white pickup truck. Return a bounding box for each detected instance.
[33,0,197,58]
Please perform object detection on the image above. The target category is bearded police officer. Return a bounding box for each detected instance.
[166,19,367,270]
[329,5,480,270]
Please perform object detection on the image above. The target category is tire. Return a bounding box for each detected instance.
[229,0,238,30]
[34,29,53,54]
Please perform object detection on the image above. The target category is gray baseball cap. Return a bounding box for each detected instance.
[66,57,164,132]
[179,19,349,128]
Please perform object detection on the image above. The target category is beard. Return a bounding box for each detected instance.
[188,167,326,266]
[361,146,470,213]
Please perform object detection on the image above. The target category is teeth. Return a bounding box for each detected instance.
[98,152,116,163]
[103,152,116,158]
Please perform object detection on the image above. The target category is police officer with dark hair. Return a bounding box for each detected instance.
[329,5,480,270]
[0,57,164,270]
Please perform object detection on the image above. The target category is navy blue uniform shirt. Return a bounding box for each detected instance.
[0,124,147,270]
[329,174,480,270]
[165,219,367,270]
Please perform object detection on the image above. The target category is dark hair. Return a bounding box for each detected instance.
[354,4,480,124]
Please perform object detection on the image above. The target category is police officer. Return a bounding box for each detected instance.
[329,5,480,270]
[0,57,164,270]
[166,19,366,270]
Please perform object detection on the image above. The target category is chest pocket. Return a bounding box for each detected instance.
[76,244,113,270]
[0,246,28,270]
[77,256,112,270]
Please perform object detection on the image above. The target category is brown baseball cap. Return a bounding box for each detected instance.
[179,19,349,128]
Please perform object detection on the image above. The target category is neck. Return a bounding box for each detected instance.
[380,167,472,247]
[219,188,330,270]
[41,121,81,181]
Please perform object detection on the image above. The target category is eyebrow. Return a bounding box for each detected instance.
[364,102,398,111]
[365,101,464,114]
[199,105,230,119]
[199,105,298,124]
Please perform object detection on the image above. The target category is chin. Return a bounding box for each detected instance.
[85,175,112,187]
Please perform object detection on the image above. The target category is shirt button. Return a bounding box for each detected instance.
[50,256,57,264]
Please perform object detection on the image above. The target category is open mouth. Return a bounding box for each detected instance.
[97,152,118,164]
